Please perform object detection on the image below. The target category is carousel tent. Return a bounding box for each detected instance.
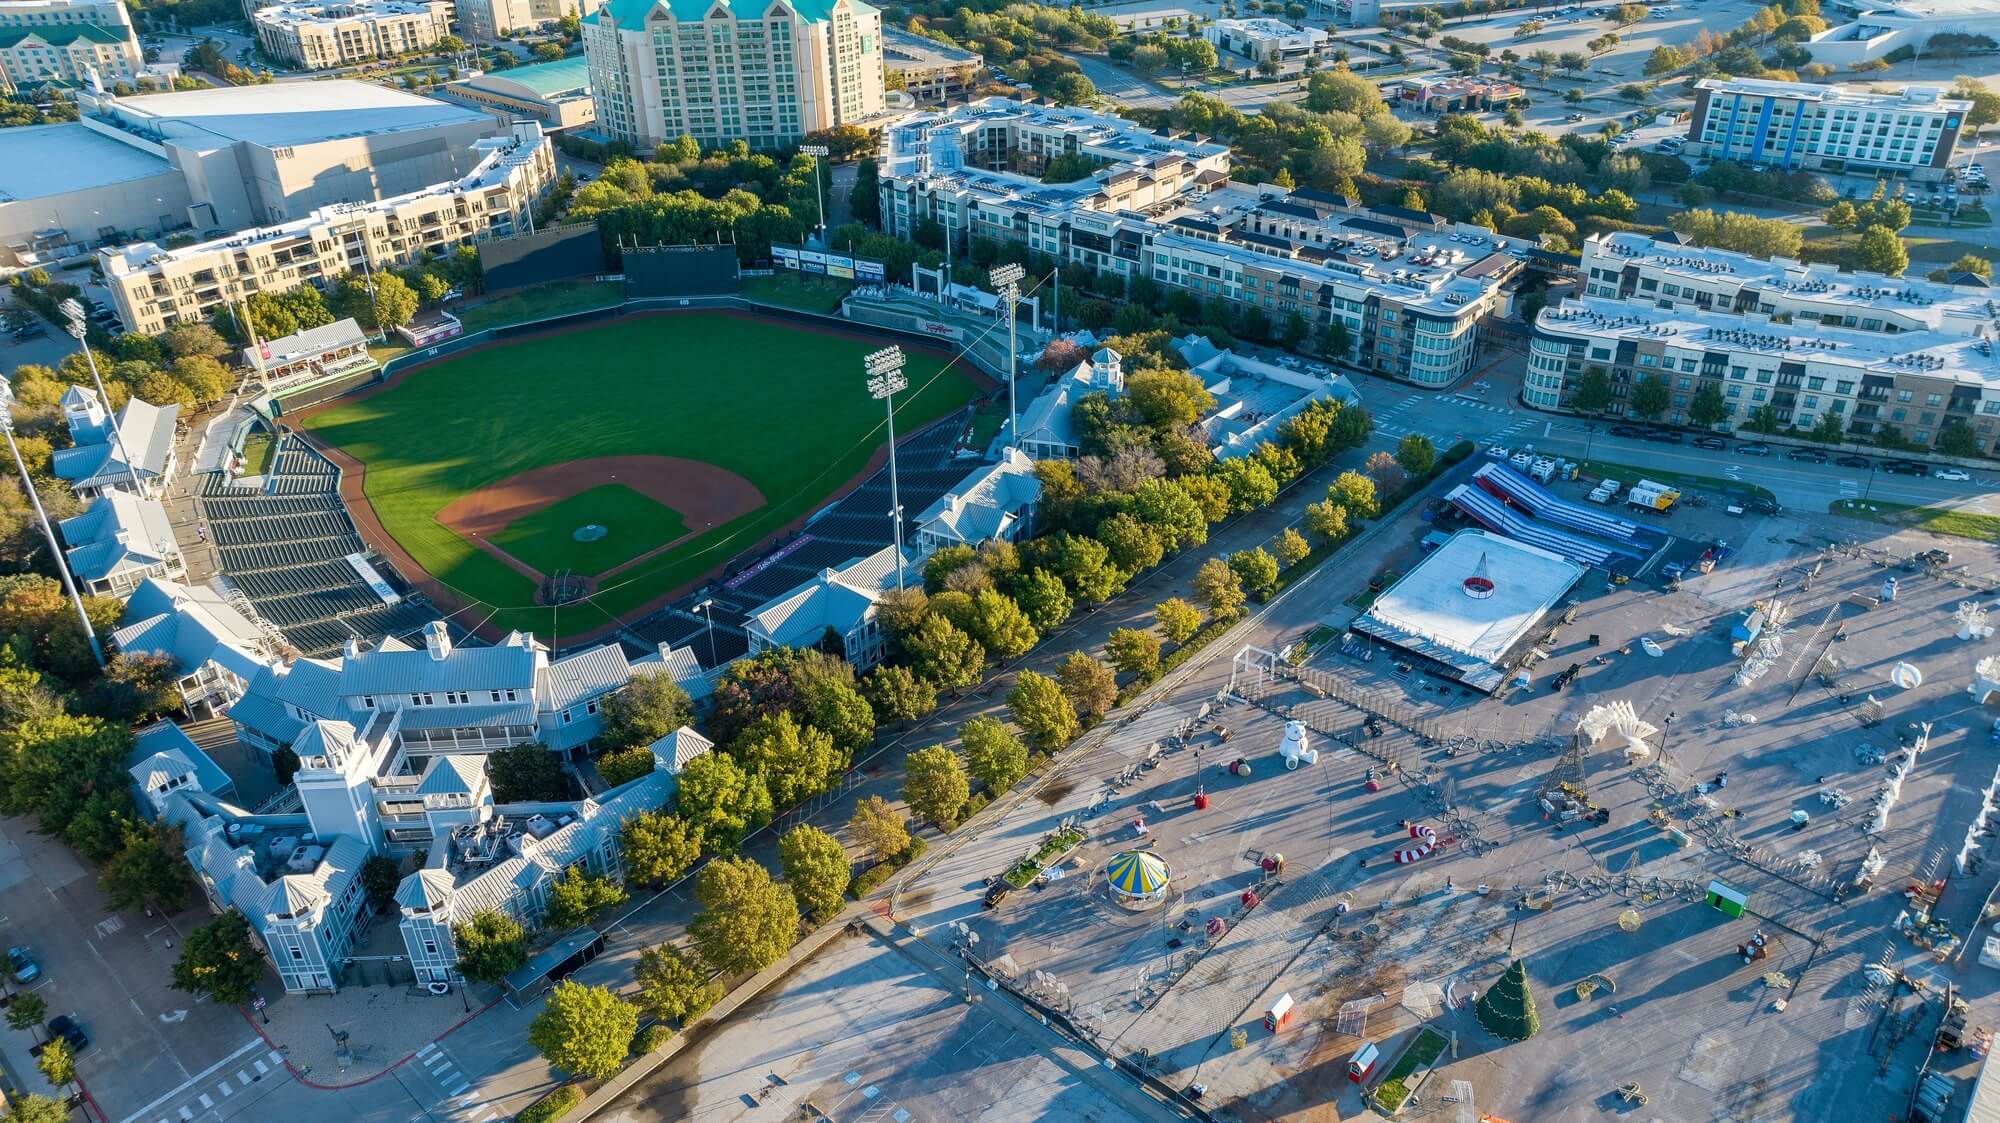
[1104,849,1171,909]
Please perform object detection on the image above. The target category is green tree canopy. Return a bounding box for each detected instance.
[903,745,971,830]
[1155,598,1203,644]
[1008,670,1079,752]
[620,809,702,888]
[1193,557,1246,621]
[598,673,693,751]
[676,748,774,853]
[170,910,263,1005]
[528,980,638,1080]
[688,856,799,976]
[634,942,721,1028]
[544,867,629,932]
[452,910,529,984]
[1629,373,1671,420]
[777,824,850,922]
[960,715,1029,794]
[849,795,910,863]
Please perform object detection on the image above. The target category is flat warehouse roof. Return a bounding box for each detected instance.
[109,81,487,147]
[1364,529,1586,665]
[0,123,176,201]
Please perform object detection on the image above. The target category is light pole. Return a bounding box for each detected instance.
[59,300,140,496]
[990,263,1024,449]
[693,597,717,668]
[0,381,101,669]
[800,144,829,243]
[866,346,909,592]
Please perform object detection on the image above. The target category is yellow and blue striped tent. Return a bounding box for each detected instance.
[1104,850,1170,897]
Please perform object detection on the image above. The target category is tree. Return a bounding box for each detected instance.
[1935,253,1994,281]
[98,824,189,913]
[905,615,984,691]
[1216,457,1278,512]
[451,910,529,984]
[2,1095,66,1123]
[1855,226,1908,276]
[675,751,773,854]
[1475,959,1541,1041]
[1304,68,1391,117]
[1811,409,1847,444]
[1329,470,1379,518]
[598,674,693,751]
[544,867,629,931]
[849,795,910,863]
[1391,433,1438,478]
[1272,527,1312,569]
[170,911,262,1005]
[1050,532,1123,604]
[6,992,45,1036]
[727,712,837,811]
[1744,404,1782,434]
[1131,480,1208,551]
[331,271,418,333]
[486,743,570,802]
[1099,628,1159,682]
[1304,500,1348,543]
[960,716,1029,794]
[1937,419,1982,457]
[1153,599,1201,645]
[272,746,301,787]
[1229,546,1280,596]
[635,943,720,1028]
[796,669,874,758]
[1688,382,1728,428]
[1014,568,1074,631]
[903,745,971,829]
[1570,365,1614,415]
[777,824,849,922]
[861,664,936,724]
[688,855,798,975]
[1097,513,1165,574]
[1364,450,1408,497]
[848,156,881,226]
[529,980,637,1080]
[620,810,702,888]
[358,854,401,913]
[1193,557,1246,621]
[966,589,1038,663]
[596,746,656,788]
[1008,670,1080,752]
[1630,373,1671,420]
[1824,200,1858,231]
[162,322,229,360]
[36,1037,72,1095]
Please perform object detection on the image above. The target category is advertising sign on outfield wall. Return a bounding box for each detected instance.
[772,243,885,284]
[855,259,885,283]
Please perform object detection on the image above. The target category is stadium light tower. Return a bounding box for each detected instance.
[990,263,1025,448]
[0,379,100,669]
[865,346,909,593]
[800,144,829,242]
[60,299,140,497]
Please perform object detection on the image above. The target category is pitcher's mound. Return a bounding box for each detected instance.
[574,524,609,542]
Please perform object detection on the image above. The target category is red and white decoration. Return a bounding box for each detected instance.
[1462,551,1495,600]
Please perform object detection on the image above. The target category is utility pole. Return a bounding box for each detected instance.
[800,144,829,242]
[0,379,101,668]
[865,346,909,592]
[59,300,141,497]
[991,263,1024,448]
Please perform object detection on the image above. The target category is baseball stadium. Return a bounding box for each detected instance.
[293,308,983,639]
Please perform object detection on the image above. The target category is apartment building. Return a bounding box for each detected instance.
[583,0,883,150]
[880,101,1520,386]
[1686,77,1968,182]
[457,0,592,42]
[252,0,453,69]
[99,123,552,334]
[1526,294,2000,450]
[0,0,140,90]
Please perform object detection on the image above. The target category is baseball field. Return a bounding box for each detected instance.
[299,311,984,637]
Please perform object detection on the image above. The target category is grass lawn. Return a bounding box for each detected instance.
[492,483,687,575]
[454,281,624,335]
[1371,1027,1449,1114]
[967,397,1006,451]
[1577,459,1778,504]
[740,272,854,314]
[1830,498,2000,543]
[237,429,275,475]
[303,312,982,634]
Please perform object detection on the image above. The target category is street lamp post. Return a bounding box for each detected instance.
[693,597,718,668]
[800,144,829,242]
[866,346,909,592]
[0,380,101,669]
[990,263,1024,448]
[59,300,142,497]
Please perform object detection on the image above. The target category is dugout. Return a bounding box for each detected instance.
[624,244,741,297]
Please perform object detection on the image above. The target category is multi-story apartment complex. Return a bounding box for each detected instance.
[1527,295,2000,450]
[457,0,592,42]
[252,0,453,69]
[583,0,883,150]
[1686,78,1968,182]
[0,0,141,90]
[881,100,1522,386]
[99,123,553,334]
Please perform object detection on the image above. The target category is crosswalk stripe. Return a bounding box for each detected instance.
[218,1081,232,1097]
[197,1095,212,1109]
[237,1070,252,1086]
[446,1080,470,1096]
[267,1051,283,1067]
[178,1109,193,1121]
[253,1060,269,1075]
[417,1043,438,1059]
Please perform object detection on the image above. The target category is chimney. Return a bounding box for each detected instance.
[424,621,452,662]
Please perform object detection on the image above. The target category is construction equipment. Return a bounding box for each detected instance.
[1938,991,1970,1051]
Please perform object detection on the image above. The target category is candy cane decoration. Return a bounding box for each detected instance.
[1394,823,1439,864]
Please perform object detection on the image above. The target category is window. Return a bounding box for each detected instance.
[1807,377,1825,391]
[560,710,572,725]
[424,940,438,956]
[586,700,599,715]
[1897,389,1914,403]
[363,695,374,709]
[1926,393,1943,407]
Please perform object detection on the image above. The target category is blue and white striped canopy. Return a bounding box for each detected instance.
[1104,850,1170,896]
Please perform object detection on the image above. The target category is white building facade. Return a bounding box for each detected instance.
[1685,78,1968,182]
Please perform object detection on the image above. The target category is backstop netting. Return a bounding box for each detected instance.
[623,244,742,298]
[480,224,606,291]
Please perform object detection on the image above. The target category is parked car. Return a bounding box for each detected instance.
[1746,495,1780,514]
[1788,448,1828,463]
[1935,467,1972,481]
[1835,455,1872,468]
[1692,435,1727,450]
[10,322,45,340]
[6,946,38,983]
[1641,429,1684,444]
[1882,460,1930,476]
[1737,442,1772,456]
[46,1016,86,1052]
[1610,425,1645,438]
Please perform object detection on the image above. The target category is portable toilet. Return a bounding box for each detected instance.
[1705,880,1748,918]
[1348,1040,1380,1083]
[1265,992,1295,1032]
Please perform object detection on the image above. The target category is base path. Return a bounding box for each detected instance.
[436,454,765,582]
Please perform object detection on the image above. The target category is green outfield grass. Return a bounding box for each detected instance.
[302,312,982,635]
[492,484,687,575]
